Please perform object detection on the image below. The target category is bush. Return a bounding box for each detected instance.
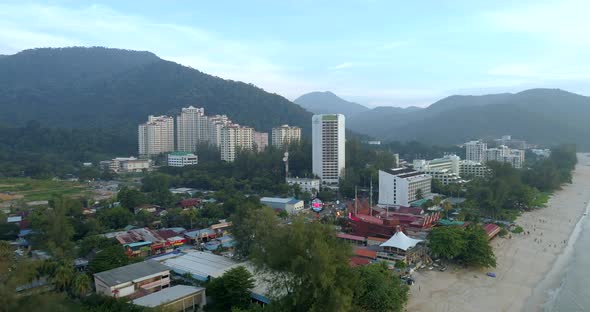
[511,226,524,234]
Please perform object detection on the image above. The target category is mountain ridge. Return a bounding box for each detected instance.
[294,91,369,117]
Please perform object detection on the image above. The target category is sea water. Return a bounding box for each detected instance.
[546,203,590,311]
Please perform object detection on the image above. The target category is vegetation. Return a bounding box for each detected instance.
[206,266,256,311]
[353,262,409,312]
[428,225,496,268]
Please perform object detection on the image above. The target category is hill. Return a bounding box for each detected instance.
[294,91,369,117]
[347,89,590,150]
[0,47,312,134]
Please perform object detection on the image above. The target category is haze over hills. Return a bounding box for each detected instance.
[0,47,312,136]
[346,89,590,150]
[294,91,369,117]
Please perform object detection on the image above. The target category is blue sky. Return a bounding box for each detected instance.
[1,0,589,107]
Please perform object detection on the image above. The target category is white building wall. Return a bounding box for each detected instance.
[138,115,174,157]
[312,114,345,185]
[271,125,301,149]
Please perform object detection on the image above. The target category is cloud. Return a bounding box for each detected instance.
[331,62,354,70]
[485,0,590,46]
[0,2,307,98]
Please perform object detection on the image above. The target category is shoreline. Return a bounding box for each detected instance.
[406,153,590,312]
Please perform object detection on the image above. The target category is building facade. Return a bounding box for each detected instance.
[93,261,171,298]
[312,114,345,185]
[413,155,464,185]
[378,168,432,207]
[139,115,175,157]
[459,160,490,178]
[167,152,198,167]
[253,131,269,152]
[219,124,254,162]
[465,140,487,163]
[286,177,321,195]
[100,157,151,173]
[176,106,208,152]
[271,125,301,149]
[484,145,525,168]
[260,197,305,214]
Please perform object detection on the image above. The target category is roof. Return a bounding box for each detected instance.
[7,216,22,223]
[260,197,302,205]
[132,285,205,308]
[354,247,377,259]
[380,231,423,251]
[337,233,365,241]
[483,224,501,239]
[159,250,241,281]
[93,260,169,287]
[184,229,215,239]
[350,257,372,267]
[168,152,196,156]
[397,207,424,215]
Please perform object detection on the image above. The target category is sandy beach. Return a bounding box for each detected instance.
[407,153,590,312]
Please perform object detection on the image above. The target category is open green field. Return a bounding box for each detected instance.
[0,178,91,202]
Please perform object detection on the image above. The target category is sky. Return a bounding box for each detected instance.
[1,0,589,107]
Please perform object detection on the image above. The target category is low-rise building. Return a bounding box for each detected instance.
[100,157,151,173]
[167,152,198,167]
[459,160,490,178]
[412,155,464,185]
[93,261,171,298]
[260,197,305,214]
[132,285,206,311]
[286,177,320,195]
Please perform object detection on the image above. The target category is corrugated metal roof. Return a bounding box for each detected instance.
[93,260,169,287]
[132,285,204,308]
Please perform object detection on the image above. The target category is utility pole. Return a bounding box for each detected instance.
[283,150,289,180]
[369,177,373,216]
[354,186,358,216]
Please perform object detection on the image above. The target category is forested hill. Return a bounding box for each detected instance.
[0,47,312,134]
[347,89,590,150]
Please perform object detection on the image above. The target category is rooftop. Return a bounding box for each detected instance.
[168,152,196,156]
[260,197,302,205]
[93,260,169,287]
[159,250,241,281]
[132,285,205,308]
[380,231,423,251]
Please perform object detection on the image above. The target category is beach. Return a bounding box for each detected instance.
[407,153,590,312]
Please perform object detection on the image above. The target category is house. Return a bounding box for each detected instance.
[93,261,171,298]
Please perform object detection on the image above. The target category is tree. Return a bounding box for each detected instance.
[207,266,255,311]
[71,273,92,297]
[117,187,148,211]
[251,218,355,312]
[89,245,129,274]
[97,206,133,230]
[428,226,467,260]
[415,189,424,200]
[459,225,496,268]
[352,262,409,312]
[52,261,75,291]
[441,201,453,218]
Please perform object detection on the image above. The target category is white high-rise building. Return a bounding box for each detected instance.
[484,145,525,168]
[412,155,463,185]
[465,140,487,162]
[271,125,301,149]
[312,114,345,185]
[378,168,432,207]
[176,106,208,152]
[219,124,254,162]
[138,115,174,157]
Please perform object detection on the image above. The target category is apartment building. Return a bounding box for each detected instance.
[271,125,301,149]
[138,115,175,157]
[206,115,230,147]
[465,140,487,163]
[219,124,254,162]
[253,131,269,152]
[286,177,321,195]
[93,261,171,298]
[312,114,345,185]
[484,145,525,168]
[176,106,208,152]
[378,168,432,207]
[412,155,463,185]
[459,160,490,178]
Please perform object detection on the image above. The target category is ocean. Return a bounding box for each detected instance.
[546,202,590,311]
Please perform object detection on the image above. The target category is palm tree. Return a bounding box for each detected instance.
[442,201,453,218]
[52,262,74,291]
[71,273,92,297]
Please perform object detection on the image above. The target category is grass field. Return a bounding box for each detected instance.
[0,178,91,202]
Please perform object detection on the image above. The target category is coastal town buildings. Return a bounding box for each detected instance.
[138,115,175,157]
[465,140,487,163]
[378,168,432,207]
[312,114,345,185]
[271,124,301,149]
[260,197,305,214]
[412,155,464,185]
[484,145,525,168]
